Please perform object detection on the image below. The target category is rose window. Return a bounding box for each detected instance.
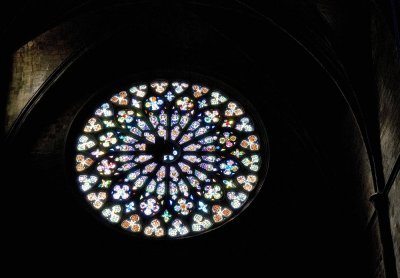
[73,80,267,238]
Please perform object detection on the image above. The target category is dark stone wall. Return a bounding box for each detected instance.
[389,174,400,275]
[371,1,400,181]
[370,1,400,275]
[6,23,75,131]
[313,0,400,275]
[2,0,399,276]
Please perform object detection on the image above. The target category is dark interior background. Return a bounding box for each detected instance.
[1,0,399,276]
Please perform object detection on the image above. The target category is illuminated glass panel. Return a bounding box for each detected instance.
[73,80,267,238]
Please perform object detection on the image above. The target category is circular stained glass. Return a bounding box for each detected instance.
[73,80,267,238]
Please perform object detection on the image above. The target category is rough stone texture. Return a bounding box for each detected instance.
[6,24,74,131]
[388,173,400,276]
[5,12,121,133]
[4,18,98,132]
[371,3,400,182]
[368,216,387,278]
[370,3,400,276]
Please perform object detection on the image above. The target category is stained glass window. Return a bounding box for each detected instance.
[73,80,267,238]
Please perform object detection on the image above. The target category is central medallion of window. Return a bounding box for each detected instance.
[73,79,267,238]
[147,138,181,163]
